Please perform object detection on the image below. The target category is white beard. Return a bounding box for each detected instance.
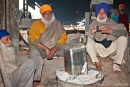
[96,16,107,23]
[41,13,55,27]
[0,41,17,64]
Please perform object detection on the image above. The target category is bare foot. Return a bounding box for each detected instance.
[95,62,102,71]
[113,64,121,74]
[34,81,40,87]
[114,70,121,74]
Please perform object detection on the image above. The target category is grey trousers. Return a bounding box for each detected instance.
[10,56,43,87]
[29,46,64,59]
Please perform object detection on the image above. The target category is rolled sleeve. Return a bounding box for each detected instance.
[32,39,40,46]
[55,43,63,50]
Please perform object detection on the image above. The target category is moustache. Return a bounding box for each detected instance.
[99,17,105,20]
[45,18,52,20]
[5,43,12,47]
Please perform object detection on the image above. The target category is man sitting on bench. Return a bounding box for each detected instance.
[0,29,43,87]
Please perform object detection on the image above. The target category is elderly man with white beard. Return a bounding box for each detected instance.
[86,2,129,74]
[0,30,43,87]
[29,4,67,60]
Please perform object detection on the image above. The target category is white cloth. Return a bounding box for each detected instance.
[86,36,127,64]
[56,69,103,85]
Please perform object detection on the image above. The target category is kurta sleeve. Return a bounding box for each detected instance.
[55,31,67,50]
[29,20,46,45]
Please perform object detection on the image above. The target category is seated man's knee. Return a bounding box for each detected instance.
[24,59,34,71]
[117,36,127,44]
[29,47,40,59]
[118,36,127,41]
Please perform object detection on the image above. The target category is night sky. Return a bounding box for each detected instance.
[28,0,130,25]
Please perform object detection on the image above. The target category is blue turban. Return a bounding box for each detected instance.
[0,29,10,39]
[95,2,110,16]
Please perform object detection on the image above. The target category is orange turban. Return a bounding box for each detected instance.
[40,4,52,15]
[119,4,125,8]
